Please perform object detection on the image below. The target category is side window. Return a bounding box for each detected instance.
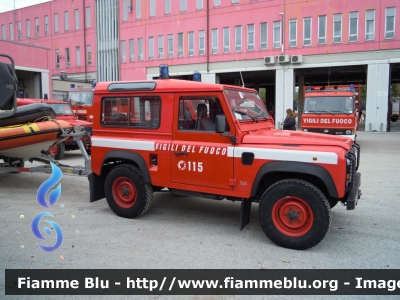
[101,96,161,128]
[178,96,228,132]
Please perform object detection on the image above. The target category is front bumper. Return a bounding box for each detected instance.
[344,172,361,210]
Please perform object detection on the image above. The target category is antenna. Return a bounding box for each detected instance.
[328,67,330,86]
[232,29,245,87]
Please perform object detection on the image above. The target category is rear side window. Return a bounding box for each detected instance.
[101,96,161,128]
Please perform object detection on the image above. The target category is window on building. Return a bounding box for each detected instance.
[188,31,194,56]
[289,19,297,47]
[303,17,311,46]
[333,13,342,43]
[232,0,239,3]
[180,0,186,12]
[168,34,173,58]
[260,22,267,49]
[64,11,69,31]
[318,15,326,44]
[54,13,58,33]
[223,27,230,53]
[44,16,48,35]
[56,49,60,68]
[212,29,218,54]
[9,23,14,40]
[1,25,6,40]
[87,45,92,65]
[129,39,134,61]
[122,0,128,21]
[26,19,30,38]
[136,0,141,19]
[35,18,39,37]
[196,0,203,9]
[385,7,395,39]
[76,46,81,66]
[66,48,70,67]
[235,25,242,52]
[149,36,154,59]
[18,21,21,39]
[214,0,221,6]
[247,24,255,50]
[75,9,79,29]
[273,21,281,48]
[349,12,358,42]
[86,7,91,28]
[138,38,143,60]
[199,30,205,55]
[150,0,156,17]
[121,40,126,62]
[178,33,184,56]
[158,35,164,58]
[165,0,171,14]
[365,10,375,40]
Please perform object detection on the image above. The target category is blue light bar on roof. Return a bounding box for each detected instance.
[70,84,75,88]
[350,84,354,91]
[91,82,96,88]
[159,64,169,79]
[193,71,201,82]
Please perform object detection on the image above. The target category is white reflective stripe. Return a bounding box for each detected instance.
[92,137,155,151]
[228,147,338,164]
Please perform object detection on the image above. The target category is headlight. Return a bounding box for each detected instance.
[346,130,351,135]
[303,129,308,132]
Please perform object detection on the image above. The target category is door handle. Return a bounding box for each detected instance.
[175,151,188,156]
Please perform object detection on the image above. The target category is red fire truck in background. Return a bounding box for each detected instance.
[67,83,95,122]
[390,97,400,122]
[300,84,361,140]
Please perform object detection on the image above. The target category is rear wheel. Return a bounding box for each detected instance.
[105,164,153,218]
[48,142,65,160]
[391,115,398,122]
[259,179,331,250]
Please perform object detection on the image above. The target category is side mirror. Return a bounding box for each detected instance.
[215,114,226,133]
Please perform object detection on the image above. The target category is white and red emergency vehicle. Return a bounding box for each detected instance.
[67,84,95,122]
[301,84,361,140]
[88,67,361,250]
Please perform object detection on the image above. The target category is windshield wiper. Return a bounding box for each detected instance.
[234,109,258,122]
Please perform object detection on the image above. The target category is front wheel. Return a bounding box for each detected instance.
[258,179,331,250]
[105,164,153,218]
[391,115,399,122]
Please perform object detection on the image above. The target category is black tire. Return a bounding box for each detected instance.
[391,115,398,122]
[105,164,153,218]
[258,179,331,250]
[328,197,339,209]
[49,142,65,160]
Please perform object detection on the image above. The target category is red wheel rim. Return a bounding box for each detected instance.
[112,176,137,208]
[48,144,58,156]
[272,196,314,236]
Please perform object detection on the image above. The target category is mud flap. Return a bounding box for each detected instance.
[88,172,105,202]
[240,199,252,230]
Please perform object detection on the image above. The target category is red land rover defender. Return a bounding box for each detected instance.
[88,76,361,250]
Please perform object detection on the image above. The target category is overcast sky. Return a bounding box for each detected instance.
[0,0,51,13]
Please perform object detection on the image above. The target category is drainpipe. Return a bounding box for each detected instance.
[279,12,284,55]
[83,0,87,81]
[206,0,209,73]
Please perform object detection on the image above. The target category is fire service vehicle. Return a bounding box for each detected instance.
[67,84,95,122]
[301,84,361,140]
[88,66,361,250]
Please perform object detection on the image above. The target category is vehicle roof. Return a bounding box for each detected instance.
[305,91,355,97]
[17,98,68,104]
[94,79,257,94]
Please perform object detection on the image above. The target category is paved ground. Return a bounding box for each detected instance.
[1,123,400,299]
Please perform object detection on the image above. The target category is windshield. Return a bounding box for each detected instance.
[48,103,74,115]
[69,91,93,106]
[224,89,269,121]
[304,96,354,114]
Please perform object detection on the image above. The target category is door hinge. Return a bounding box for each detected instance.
[229,179,236,187]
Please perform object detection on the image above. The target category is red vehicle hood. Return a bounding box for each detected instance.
[242,128,353,150]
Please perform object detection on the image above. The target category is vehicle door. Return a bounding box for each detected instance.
[171,92,235,190]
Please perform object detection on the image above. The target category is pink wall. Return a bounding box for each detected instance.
[1,0,399,81]
[0,0,96,77]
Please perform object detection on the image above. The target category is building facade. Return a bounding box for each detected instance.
[1,0,399,130]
